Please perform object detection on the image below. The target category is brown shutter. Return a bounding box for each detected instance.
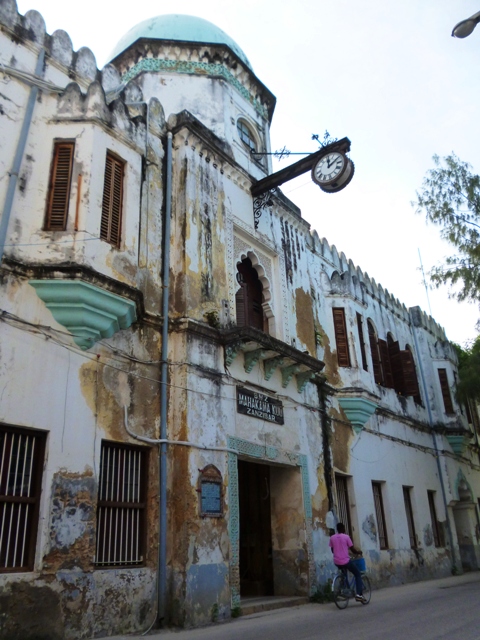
[389,340,404,394]
[378,339,394,388]
[400,350,421,399]
[438,368,454,414]
[235,284,247,327]
[44,142,74,230]
[332,308,351,367]
[368,321,382,384]
[101,153,124,246]
[356,313,368,371]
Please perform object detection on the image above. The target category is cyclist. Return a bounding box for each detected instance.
[329,522,367,603]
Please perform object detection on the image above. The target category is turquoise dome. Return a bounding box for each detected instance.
[108,14,252,69]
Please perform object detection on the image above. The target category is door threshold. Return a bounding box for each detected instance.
[240,595,309,616]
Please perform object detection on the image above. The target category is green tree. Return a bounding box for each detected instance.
[453,337,480,403]
[413,153,480,303]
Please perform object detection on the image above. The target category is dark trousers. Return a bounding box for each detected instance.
[336,560,363,595]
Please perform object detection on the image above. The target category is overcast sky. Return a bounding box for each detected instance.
[15,0,480,346]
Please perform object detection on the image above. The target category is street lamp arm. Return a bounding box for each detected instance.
[452,10,480,38]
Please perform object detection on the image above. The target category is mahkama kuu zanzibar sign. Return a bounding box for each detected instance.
[236,387,284,424]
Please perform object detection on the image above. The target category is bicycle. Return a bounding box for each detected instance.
[332,558,371,609]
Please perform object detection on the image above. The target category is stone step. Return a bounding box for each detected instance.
[240,595,310,616]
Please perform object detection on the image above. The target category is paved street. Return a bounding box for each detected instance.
[105,572,480,640]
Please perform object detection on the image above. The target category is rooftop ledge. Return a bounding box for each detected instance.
[30,279,137,349]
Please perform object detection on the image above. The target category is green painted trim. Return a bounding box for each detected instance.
[338,397,378,434]
[447,434,469,456]
[121,58,269,119]
[30,279,137,350]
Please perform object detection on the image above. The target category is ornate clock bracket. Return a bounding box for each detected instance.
[250,137,352,229]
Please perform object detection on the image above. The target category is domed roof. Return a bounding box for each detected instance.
[108,14,252,70]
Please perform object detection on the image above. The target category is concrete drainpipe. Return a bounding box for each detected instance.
[158,131,173,624]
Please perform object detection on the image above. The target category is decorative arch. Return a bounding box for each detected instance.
[235,250,275,335]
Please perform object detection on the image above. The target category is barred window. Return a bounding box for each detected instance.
[44,141,75,230]
[95,441,147,567]
[428,491,444,548]
[403,486,417,548]
[0,426,46,572]
[100,152,124,247]
[372,481,388,549]
[335,474,352,538]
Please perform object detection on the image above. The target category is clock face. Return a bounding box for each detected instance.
[312,152,346,185]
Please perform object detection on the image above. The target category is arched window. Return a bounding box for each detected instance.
[235,257,268,332]
[367,320,382,385]
[237,119,257,153]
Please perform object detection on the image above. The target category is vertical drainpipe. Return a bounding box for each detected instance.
[158,131,173,623]
[410,317,458,572]
[0,48,45,262]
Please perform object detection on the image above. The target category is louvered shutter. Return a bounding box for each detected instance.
[400,350,421,399]
[235,284,247,327]
[101,153,124,246]
[45,142,74,230]
[332,308,351,367]
[378,339,394,388]
[389,340,404,394]
[368,322,382,384]
[438,368,454,415]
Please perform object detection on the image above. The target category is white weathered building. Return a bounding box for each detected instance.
[0,2,479,638]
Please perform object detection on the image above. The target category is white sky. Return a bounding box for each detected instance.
[15,0,480,346]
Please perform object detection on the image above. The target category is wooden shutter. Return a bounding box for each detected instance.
[378,339,394,388]
[44,141,74,230]
[388,340,404,394]
[235,283,247,327]
[400,349,421,399]
[368,321,382,384]
[332,308,350,367]
[438,368,454,415]
[356,313,368,371]
[101,153,124,246]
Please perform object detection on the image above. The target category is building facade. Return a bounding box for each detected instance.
[1,2,479,638]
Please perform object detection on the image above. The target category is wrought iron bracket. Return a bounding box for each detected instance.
[253,190,276,230]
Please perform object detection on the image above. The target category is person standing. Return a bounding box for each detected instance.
[329,522,367,603]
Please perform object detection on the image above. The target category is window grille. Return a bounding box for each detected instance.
[428,491,443,547]
[95,441,147,567]
[372,482,388,549]
[44,141,75,230]
[403,486,417,548]
[332,308,350,367]
[335,475,352,538]
[0,426,46,572]
[101,152,124,247]
[437,369,454,415]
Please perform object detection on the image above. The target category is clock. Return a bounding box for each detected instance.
[311,150,355,193]
[312,151,346,186]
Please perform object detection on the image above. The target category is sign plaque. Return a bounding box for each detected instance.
[236,386,284,425]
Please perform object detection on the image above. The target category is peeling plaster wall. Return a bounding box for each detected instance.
[1,1,480,637]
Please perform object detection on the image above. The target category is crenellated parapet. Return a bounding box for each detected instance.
[309,228,447,337]
[0,0,98,84]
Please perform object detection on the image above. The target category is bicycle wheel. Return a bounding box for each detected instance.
[332,574,349,609]
[360,575,371,604]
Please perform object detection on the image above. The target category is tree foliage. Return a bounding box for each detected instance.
[453,337,480,403]
[413,153,480,303]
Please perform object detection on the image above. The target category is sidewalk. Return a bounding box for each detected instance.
[102,572,480,640]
